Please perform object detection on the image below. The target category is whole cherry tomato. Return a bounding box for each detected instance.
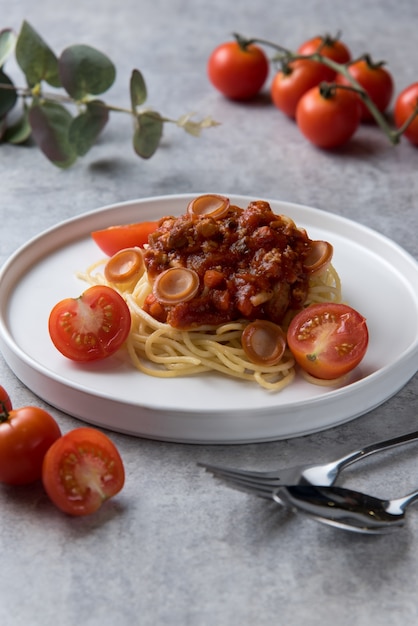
[207,40,269,100]
[287,303,369,380]
[394,82,418,146]
[91,221,159,256]
[336,58,394,121]
[42,427,125,516]
[49,285,131,362]
[0,385,12,412]
[296,84,361,149]
[271,60,332,119]
[298,34,351,82]
[0,404,61,485]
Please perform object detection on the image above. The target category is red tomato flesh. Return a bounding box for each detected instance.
[48,285,131,362]
[287,303,368,380]
[0,406,61,485]
[42,427,125,516]
[92,221,159,256]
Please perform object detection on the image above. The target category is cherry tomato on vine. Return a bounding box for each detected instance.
[48,285,131,362]
[271,60,332,118]
[287,303,369,380]
[336,59,394,121]
[296,84,361,149]
[0,385,12,412]
[42,427,125,516]
[207,40,269,100]
[298,35,351,82]
[394,82,418,146]
[0,405,61,485]
[91,221,159,257]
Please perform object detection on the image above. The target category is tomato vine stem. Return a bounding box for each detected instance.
[234,33,418,146]
[0,401,10,423]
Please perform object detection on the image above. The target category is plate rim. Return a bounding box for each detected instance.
[1,193,417,442]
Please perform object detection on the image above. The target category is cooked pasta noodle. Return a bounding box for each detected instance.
[77,260,341,391]
[78,196,343,390]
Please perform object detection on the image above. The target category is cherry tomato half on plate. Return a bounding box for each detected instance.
[394,82,418,146]
[287,303,369,380]
[207,40,269,100]
[42,427,125,516]
[91,221,159,257]
[48,285,131,362]
[0,404,61,485]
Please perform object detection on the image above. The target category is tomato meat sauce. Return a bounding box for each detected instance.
[143,200,316,329]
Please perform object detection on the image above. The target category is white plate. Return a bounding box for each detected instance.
[0,194,417,443]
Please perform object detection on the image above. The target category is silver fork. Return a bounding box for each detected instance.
[199,429,418,500]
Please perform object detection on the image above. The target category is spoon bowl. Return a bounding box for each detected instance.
[274,485,418,534]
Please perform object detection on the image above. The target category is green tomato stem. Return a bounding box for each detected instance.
[235,33,415,146]
[0,400,10,423]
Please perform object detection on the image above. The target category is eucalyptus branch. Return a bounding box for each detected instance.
[0,22,218,168]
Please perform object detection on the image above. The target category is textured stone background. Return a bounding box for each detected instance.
[1,1,417,625]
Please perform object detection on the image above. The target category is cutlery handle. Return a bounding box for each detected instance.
[334,429,418,473]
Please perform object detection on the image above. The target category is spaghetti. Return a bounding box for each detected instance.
[78,196,342,391]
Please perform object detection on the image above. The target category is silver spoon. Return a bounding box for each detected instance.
[273,485,418,534]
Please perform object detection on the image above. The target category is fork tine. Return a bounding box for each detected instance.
[213,474,276,499]
[198,462,282,482]
[200,464,280,499]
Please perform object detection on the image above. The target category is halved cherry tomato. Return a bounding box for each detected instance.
[207,40,269,100]
[0,404,61,485]
[287,303,368,380]
[336,59,394,121]
[0,385,12,412]
[298,34,351,82]
[394,82,418,146]
[42,427,125,516]
[296,84,361,149]
[48,285,131,362]
[91,221,159,256]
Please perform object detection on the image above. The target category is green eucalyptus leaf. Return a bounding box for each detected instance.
[2,109,31,144]
[130,69,147,110]
[68,99,109,156]
[133,111,163,159]
[59,44,116,100]
[0,28,17,67]
[0,69,17,117]
[15,21,60,87]
[28,101,77,168]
